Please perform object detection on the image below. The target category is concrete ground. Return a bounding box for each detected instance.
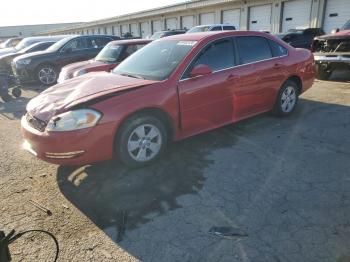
[0,72,350,262]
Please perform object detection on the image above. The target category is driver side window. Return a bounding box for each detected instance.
[62,38,86,52]
[182,38,235,79]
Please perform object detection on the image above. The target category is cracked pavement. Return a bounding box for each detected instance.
[1,73,350,261]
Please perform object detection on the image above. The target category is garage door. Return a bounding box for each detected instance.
[181,15,194,30]
[222,9,241,29]
[130,23,139,37]
[141,22,151,38]
[323,0,350,33]
[121,24,129,36]
[166,18,177,30]
[152,20,162,33]
[249,4,272,31]
[200,12,215,25]
[281,0,312,32]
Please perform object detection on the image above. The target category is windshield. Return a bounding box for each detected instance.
[113,40,197,81]
[187,26,211,33]
[14,39,34,51]
[47,37,74,52]
[95,44,124,62]
[150,32,164,40]
[341,20,350,30]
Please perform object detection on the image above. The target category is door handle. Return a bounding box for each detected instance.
[273,63,283,69]
[227,74,238,81]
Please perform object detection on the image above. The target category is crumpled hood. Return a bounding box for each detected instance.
[27,71,158,122]
[318,30,350,39]
[63,60,108,72]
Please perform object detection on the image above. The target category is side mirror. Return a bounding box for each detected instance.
[331,28,340,34]
[190,64,212,78]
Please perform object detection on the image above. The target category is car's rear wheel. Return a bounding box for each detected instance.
[273,80,299,116]
[116,114,168,168]
[36,64,57,86]
[316,64,332,80]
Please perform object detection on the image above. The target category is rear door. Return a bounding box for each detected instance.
[232,36,287,120]
[178,38,236,134]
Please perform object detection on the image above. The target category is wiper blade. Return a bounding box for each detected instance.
[120,73,145,79]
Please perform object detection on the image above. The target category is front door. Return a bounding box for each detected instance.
[177,38,236,136]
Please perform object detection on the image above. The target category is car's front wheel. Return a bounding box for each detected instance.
[273,80,299,116]
[36,64,57,86]
[116,114,168,168]
[316,64,332,80]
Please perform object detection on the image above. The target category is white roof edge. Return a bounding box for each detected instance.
[38,0,239,34]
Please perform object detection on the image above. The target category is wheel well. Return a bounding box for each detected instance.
[35,63,57,74]
[286,75,302,94]
[117,108,175,142]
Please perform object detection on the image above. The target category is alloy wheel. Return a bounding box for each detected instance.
[38,67,56,85]
[127,124,162,162]
[281,86,296,113]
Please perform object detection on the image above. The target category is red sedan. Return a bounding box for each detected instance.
[22,31,315,167]
[57,39,152,83]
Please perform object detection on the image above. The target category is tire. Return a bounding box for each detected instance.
[116,114,168,168]
[316,64,332,80]
[11,87,22,98]
[36,64,58,86]
[273,80,299,117]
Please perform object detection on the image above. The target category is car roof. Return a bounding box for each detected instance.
[159,30,271,42]
[195,24,236,27]
[109,39,152,45]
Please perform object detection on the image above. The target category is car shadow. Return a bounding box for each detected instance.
[327,70,350,83]
[0,95,30,119]
[56,97,350,260]
[56,123,241,234]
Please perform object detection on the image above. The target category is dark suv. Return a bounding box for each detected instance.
[275,28,325,49]
[12,35,119,85]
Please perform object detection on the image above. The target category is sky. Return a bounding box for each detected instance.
[0,0,187,26]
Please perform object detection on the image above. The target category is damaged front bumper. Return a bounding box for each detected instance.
[314,53,350,63]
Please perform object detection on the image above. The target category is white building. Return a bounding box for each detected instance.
[0,22,82,40]
[37,0,350,37]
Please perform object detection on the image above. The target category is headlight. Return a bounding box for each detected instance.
[16,58,31,65]
[73,69,87,78]
[57,69,69,83]
[46,109,102,132]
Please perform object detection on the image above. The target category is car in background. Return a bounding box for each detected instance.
[312,20,350,80]
[186,24,236,33]
[58,39,152,83]
[150,30,186,40]
[21,31,315,167]
[0,37,23,49]
[12,35,119,85]
[275,28,325,49]
[0,41,56,74]
[0,36,65,57]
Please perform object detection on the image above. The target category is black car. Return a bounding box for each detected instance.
[275,28,325,49]
[0,41,55,74]
[150,29,187,40]
[12,35,119,85]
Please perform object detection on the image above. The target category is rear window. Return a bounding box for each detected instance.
[236,36,272,64]
[87,37,112,48]
[211,26,222,31]
[268,39,288,57]
[223,26,236,30]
